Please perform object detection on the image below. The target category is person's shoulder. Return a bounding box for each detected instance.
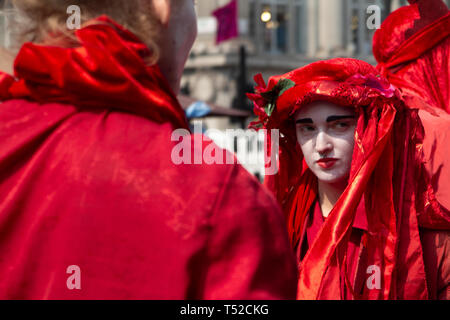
[61,112,263,199]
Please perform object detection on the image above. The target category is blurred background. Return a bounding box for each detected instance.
[1,0,449,179]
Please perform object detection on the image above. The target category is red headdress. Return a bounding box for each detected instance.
[247,58,450,299]
[373,1,450,112]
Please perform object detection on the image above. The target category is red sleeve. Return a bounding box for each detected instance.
[201,164,297,299]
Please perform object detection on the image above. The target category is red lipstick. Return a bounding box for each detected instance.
[316,158,338,169]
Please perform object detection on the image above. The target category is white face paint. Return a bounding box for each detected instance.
[294,101,357,185]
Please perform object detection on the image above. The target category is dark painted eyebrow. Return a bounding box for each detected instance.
[296,115,355,124]
[295,118,313,124]
[326,115,355,122]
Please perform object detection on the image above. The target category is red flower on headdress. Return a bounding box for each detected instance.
[247,73,295,129]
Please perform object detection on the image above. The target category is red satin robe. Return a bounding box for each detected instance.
[298,194,449,299]
[296,200,368,300]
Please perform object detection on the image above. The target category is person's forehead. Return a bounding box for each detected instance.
[294,101,355,121]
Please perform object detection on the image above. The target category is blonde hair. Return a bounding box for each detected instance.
[11,0,162,64]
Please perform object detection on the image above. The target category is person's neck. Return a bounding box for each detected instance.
[157,46,183,95]
[0,48,15,75]
[317,179,348,218]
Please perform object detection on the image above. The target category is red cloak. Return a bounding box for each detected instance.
[0,16,297,299]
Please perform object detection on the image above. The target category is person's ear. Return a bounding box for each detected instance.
[151,0,171,27]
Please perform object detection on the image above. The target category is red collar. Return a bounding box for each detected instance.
[0,15,188,129]
[313,196,368,232]
[302,196,368,260]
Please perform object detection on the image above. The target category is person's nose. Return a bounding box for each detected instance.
[315,131,333,155]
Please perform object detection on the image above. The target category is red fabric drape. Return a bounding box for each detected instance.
[373,4,450,113]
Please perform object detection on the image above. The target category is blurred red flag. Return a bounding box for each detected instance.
[212,0,238,44]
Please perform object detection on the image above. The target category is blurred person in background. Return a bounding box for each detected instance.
[0,0,297,299]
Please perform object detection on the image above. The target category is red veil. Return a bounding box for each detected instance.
[248,58,450,299]
[373,0,450,113]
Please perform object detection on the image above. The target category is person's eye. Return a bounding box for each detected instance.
[298,125,316,134]
[331,121,352,132]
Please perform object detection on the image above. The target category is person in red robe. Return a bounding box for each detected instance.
[0,0,297,299]
[373,0,449,113]
[247,58,450,299]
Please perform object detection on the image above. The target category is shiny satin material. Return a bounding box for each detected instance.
[298,200,367,299]
[373,5,450,113]
[0,17,298,299]
[247,58,450,299]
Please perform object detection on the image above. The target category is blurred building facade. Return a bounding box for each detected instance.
[182,0,449,130]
